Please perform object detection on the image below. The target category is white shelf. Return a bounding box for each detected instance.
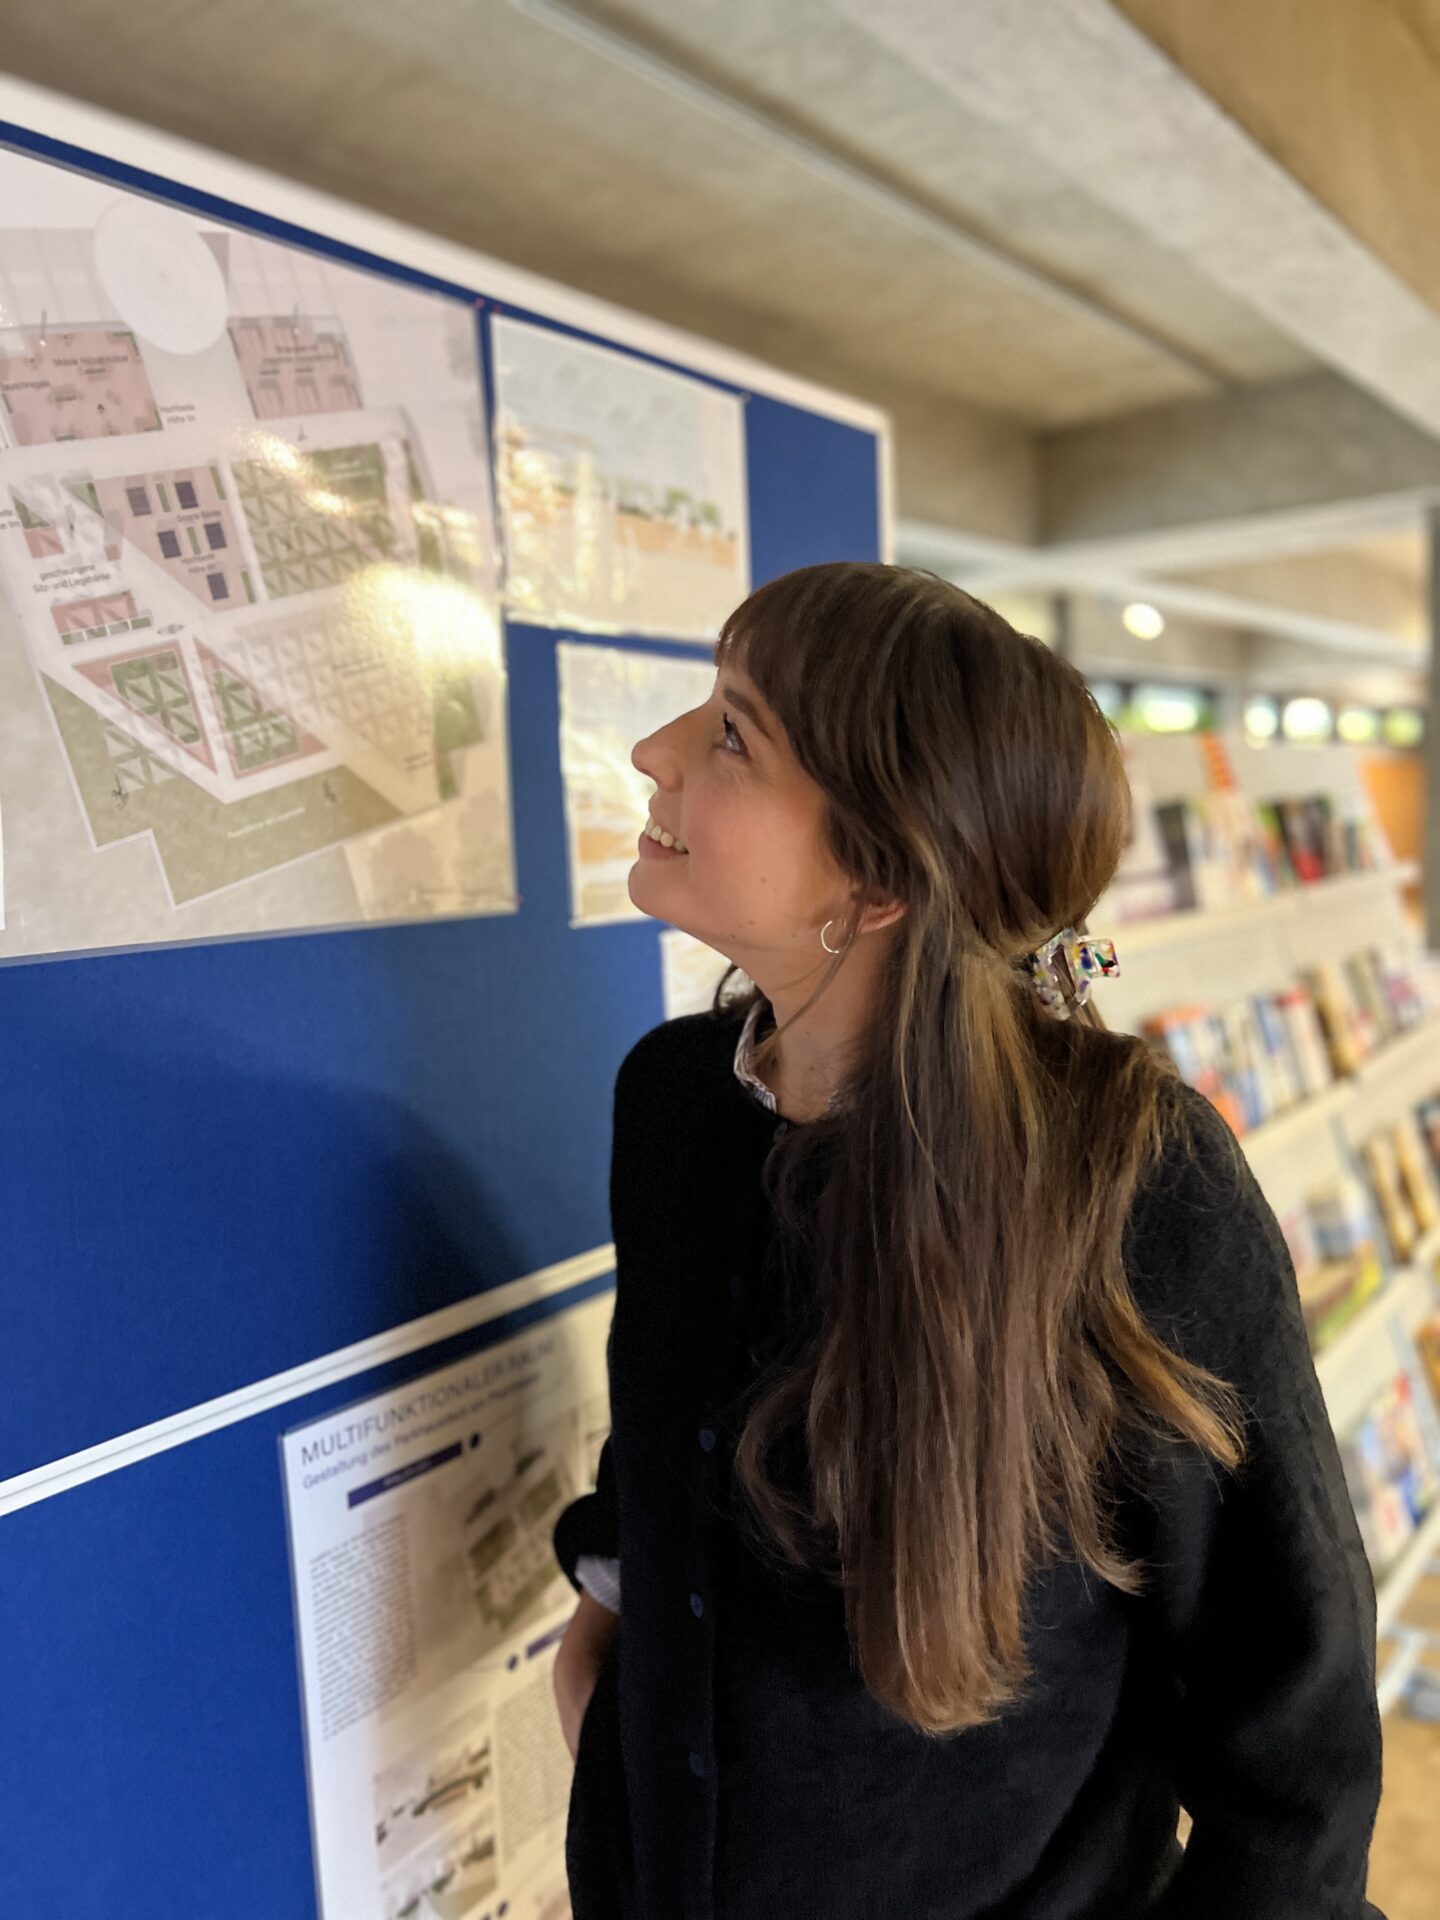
[1239,1081,1354,1161]
[1107,862,1421,958]
[1352,1017,1440,1092]
[1229,1020,1440,1173]
[1294,859,1421,905]
[1376,1503,1440,1642]
[1315,1255,1439,1437]
[1377,1628,1430,1719]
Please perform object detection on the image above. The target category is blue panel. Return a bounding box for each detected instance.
[0,1279,612,1920]
[0,631,675,1479]
[0,112,880,1920]
[746,394,884,580]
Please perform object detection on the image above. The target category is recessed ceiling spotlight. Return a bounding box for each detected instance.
[1122,602,1165,641]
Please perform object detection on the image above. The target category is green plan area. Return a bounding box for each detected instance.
[232,441,444,599]
[45,675,401,903]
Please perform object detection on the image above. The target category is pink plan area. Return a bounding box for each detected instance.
[228,317,362,418]
[0,327,162,444]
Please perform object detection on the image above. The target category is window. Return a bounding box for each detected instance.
[1243,696,1280,742]
[1336,707,1380,745]
[1281,697,1333,744]
[1086,680,1126,722]
[175,479,199,511]
[157,529,182,560]
[1382,708,1424,749]
[125,486,151,517]
[206,572,229,601]
[1130,683,1211,734]
[204,520,227,552]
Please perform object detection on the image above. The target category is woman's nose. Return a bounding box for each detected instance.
[632,728,675,786]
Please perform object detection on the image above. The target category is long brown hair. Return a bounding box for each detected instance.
[712,563,1245,1734]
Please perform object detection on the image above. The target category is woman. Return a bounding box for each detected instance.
[551,562,1385,1919]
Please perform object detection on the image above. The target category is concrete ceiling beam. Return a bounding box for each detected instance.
[830,0,1440,438]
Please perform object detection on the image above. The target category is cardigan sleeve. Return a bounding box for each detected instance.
[1123,1086,1386,1920]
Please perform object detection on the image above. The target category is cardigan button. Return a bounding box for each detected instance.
[698,1427,716,1453]
[689,1749,707,1778]
[689,1590,705,1618]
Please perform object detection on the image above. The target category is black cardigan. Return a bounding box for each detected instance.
[553,1005,1385,1920]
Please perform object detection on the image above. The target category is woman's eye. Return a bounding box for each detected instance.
[717,711,746,756]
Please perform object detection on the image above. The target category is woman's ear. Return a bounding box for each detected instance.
[854,891,906,938]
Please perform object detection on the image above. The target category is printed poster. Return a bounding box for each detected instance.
[492,314,749,639]
[556,640,714,926]
[660,926,735,1020]
[0,143,515,960]
[280,1288,614,1920]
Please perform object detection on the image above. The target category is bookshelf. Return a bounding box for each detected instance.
[1237,1017,1440,1173]
[1375,1508,1440,1716]
[1378,1503,1440,1647]
[1378,1507,1440,1646]
[1315,1236,1440,1438]
[1104,860,1423,961]
[1099,735,1440,1718]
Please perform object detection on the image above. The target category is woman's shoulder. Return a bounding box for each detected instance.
[614,1000,750,1110]
[1122,1077,1295,1357]
[1135,1078,1251,1222]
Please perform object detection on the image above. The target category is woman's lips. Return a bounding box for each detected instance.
[637,829,687,860]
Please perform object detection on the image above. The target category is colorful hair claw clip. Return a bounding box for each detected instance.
[1024,927,1121,1020]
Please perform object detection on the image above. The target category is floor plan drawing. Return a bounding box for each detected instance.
[0,154,515,959]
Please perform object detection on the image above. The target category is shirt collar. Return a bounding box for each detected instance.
[732,997,780,1114]
[731,998,846,1120]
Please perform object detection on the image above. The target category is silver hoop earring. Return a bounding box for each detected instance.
[820,919,848,955]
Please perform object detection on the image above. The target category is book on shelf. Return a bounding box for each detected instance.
[1418,1095,1440,1179]
[1338,1372,1440,1578]
[1251,993,1308,1110]
[1253,801,1297,893]
[1141,978,1342,1135]
[1103,753,1182,923]
[1274,796,1334,885]
[1285,1174,1385,1358]
[1361,1132,1422,1264]
[1103,769,1394,927]
[1274,984,1335,1098]
[1394,1117,1440,1233]
[1418,1315,1440,1411]
[1141,946,1436,1131]
[1152,799,1207,915]
[1356,1115,1440,1264]
[1301,961,1368,1077]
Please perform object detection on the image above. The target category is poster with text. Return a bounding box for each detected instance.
[0,143,514,960]
[660,926,735,1020]
[556,640,714,927]
[280,1288,614,1920]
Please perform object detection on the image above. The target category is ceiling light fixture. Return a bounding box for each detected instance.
[1121,602,1165,641]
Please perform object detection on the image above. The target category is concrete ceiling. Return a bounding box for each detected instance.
[0,0,1436,687]
[0,0,1314,434]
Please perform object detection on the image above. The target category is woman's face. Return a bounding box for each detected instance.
[629,659,851,973]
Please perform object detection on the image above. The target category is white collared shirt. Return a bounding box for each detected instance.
[732,995,781,1114]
